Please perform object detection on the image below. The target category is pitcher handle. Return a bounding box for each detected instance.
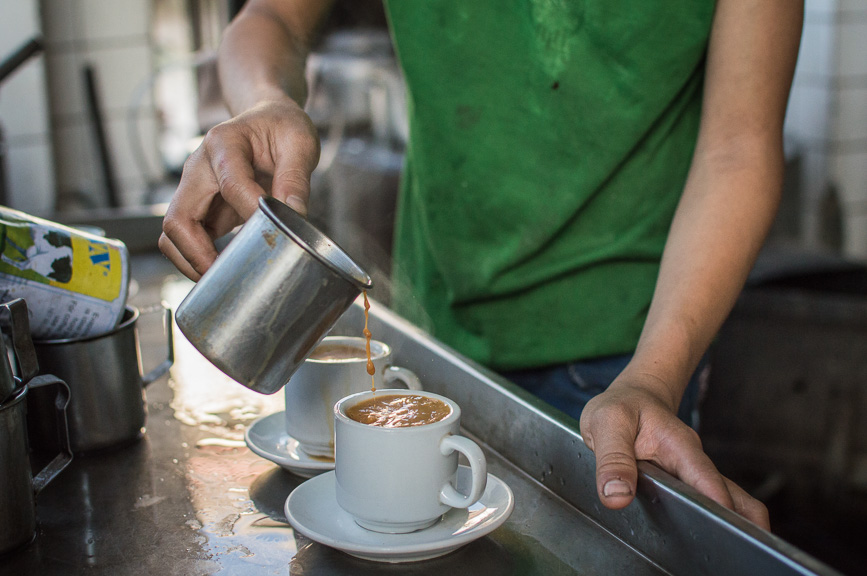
[141,302,174,388]
[28,374,72,494]
[0,298,39,382]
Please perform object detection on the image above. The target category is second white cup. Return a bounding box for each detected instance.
[284,336,421,457]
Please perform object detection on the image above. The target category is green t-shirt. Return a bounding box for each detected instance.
[383,1,715,371]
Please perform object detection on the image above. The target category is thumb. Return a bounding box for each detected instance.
[271,135,320,219]
[585,420,640,510]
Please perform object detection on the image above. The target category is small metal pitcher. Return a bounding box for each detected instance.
[175,197,373,395]
[0,325,71,554]
[28,304,173,453]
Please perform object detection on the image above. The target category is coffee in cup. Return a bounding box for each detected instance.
[345,393,451,428]
[334,390,487,534]
[284,336,421,458]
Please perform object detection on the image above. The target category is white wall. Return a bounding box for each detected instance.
[0,0,55,213]
[784,0,867,261]
[41,0,161,210]
[830,0,867,260]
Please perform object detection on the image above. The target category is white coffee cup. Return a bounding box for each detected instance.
[284,336,421,458]
[334,390,487,534]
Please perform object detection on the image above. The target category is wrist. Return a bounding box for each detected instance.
[609,361,684,414]
[232,85,298,116]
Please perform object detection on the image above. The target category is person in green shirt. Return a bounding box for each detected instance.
[161,0,803,530]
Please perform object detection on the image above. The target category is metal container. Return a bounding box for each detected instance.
[175,197,372,395]
[0,376,71,555]
[28,304,173,453]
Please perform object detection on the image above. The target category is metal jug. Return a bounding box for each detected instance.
[175,197,372,395]
[28,304,173,453]
[0,299,71,554]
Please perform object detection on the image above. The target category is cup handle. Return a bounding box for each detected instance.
[382,365,422,391]
[438,435,487,508]
[27,374,73,494]
[141,302,174,388]
[0,298,39,382]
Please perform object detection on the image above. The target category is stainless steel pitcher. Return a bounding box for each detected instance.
[28,304,173,453]
[0,332,71,554]
[175,197,373,395]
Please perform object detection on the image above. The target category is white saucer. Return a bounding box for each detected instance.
[284,466,514,563]
[245,412,334,478]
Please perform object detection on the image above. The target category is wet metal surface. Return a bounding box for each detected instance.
[0,253,841,575]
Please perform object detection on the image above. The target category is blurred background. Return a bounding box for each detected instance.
[0,1,865,574]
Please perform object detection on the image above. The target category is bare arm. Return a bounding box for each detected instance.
[160,0,334,280]
[580,0,803,528]
[218,0,333,112]
[631,0,801,409]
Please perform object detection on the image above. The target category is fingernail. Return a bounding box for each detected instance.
[285,196,308,218]
[603,480,632,497]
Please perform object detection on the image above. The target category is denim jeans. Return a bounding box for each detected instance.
[500,354,705,430]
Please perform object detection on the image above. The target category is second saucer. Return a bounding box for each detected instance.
[245,411,334,478]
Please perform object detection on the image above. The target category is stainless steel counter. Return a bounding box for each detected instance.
[1,253,844,575]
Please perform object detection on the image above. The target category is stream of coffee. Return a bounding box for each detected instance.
[363,290,375,392]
